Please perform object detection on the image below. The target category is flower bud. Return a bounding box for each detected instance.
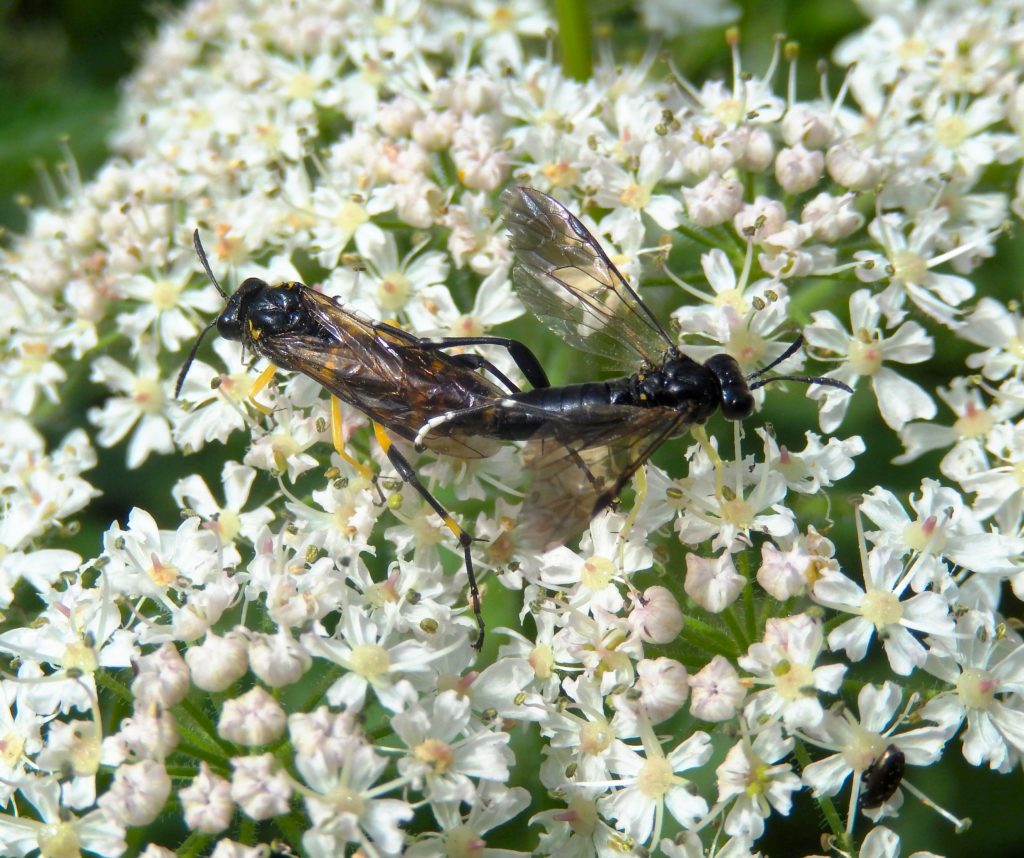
[628,586,684,644]
[181,762,235,833]
[186,631,249,692]
[249,629,312,688]
[781,105,836,149]
[289,706,364,771]
[734,197,787,243]
[775,145,825,194]
[690,655,745,722]
[633,658,690,724]
[826,140,882,190]
[412,110,457,150]
[801,192,864,242]
[736,126,775,172]
[117,704,180,760]
[682,173,744,227]
[230,753,293,820]
[378,95,422,137]
[685,552,745,612]
[98,759,172,826]
[132,643,189,707]
[218,687,286,746]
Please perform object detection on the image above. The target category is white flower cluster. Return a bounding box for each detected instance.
[1,0,1024,856]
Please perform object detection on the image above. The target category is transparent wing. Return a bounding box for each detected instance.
[514,405,688,551]
[502,186,674,368]
[258,290,506,459]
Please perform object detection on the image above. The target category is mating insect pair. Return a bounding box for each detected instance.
[178,187,849,649]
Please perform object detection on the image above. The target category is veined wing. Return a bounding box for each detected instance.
[256,291,506,459]
[502,186,674,368]
[513,405,688,551]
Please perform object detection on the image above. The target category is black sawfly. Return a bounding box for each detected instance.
[415,186,852,550]
[176,230,552,649]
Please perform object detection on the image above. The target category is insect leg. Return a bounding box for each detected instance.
[330,397,379,487]
[371,421,485,650]
[395,331,550,390]
[249,364,278,414]
[427,337,550,390]
[447,353,521,395]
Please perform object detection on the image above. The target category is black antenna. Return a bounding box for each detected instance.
[175,229,229,398]
[748,335,853,394]
[748,335,805,380]
[750,373,853,393]
[174,318,218,398]
[193,229,230,299]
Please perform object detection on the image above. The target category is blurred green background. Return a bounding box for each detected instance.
[2,0,1022,855]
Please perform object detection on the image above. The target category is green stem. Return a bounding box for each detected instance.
[793,738,851,852]
[554,0,593,81]
[177,831,213,858]
[720,606,749,650]
[178,695,238,756]
[678,614,741,658]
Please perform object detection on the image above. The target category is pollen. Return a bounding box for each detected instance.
[377,273,411,311]
[890,249,928,286]
[861,588,904,629]
[636,755,673,799]
[902,514,947,553]
[133,377,165,414]
[414,737,455,772]
[848,330,883,376]
[952,401,994,439]
[619,183,651,210]
[957,667,997,710]
[349,643,390,680]
[151,278,182,311]
[581,555,615,590]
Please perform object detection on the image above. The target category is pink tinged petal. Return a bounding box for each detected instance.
[989,700,1024,756]
[127,415,174,469]
[872,368,936,431]
[827,616,875,662]
[856,682,903,732]
[900,592,954,636]
[860,825,901,858]
[944,533,1024,575]
[812,570,865,611]
[362,798,414,854]
[816,385,854,433]
[813,664,847,694]
[897,725,954,766]
[848,288,883,330]
[600,785,655,842]
[881,320,933,364]
[860,487,911,531]
[802,753,851,797]
[881,626,927,675]
[665,785,709,828]
[805,309,853,353]
[961,711,1010,769]
[455,734,512,781]
[645,195,684,230]
[926,272,975,306]
[783,697,825,729]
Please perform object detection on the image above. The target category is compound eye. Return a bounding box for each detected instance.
[721,386,754,420]
[704,354,754,421]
